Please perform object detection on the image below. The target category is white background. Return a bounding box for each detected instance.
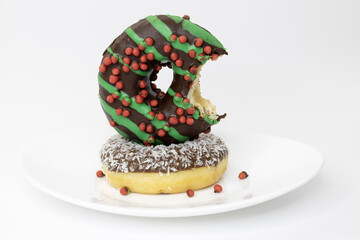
[1,0,359,239]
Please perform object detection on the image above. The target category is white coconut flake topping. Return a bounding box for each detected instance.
[100,133,228,173]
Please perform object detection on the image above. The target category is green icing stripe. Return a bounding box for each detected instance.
[125,26,197,80]
[168,88,220,125]
[125,27,167,62]
[167,88,200,120]
[98,74,189,142]
[166,15,224,49]
[114,127,129,138]
[146,15,208,68]
[106,48,148,77]
[167,88,192,110]
[166,15,182,23]
[100,96,163,144]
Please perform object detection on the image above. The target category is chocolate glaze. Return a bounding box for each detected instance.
[100,134,228,173]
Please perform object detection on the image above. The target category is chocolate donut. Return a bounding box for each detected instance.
[98,15,227,145]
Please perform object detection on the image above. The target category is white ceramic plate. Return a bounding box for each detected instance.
[19,128,323,217]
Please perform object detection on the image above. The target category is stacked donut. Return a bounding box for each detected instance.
[98,15,228,194]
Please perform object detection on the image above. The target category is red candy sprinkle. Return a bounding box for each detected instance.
[147,52,155,61]
[122,98,131,106]
[183,98,190,104]
[203,46,212,54]
[170,52,178,61]
[158,129,166,137]
[146,124,154,133]
[125,47,133,55]
[138,43,145,50]
[96,170,104,178]
[107,95,114,103]
[176,107,184,116]
[120,187,129,195]
[122,110,130,117]
[238,171,249,180]
[214,184,223,193]
[131,62,139,70]
[183,74,191,81]
[109,75,119,84]
[179,115,186,124]
[188,50,196,58]
[116,81,124,89]
[148,136,155,143]
[112,68,120,75]
[186,106,195,115]
[179,35,187,43]
[99,64,106,73]
[157,91,165,98]
[103,57,112,66]
[139,123,146,131]
[109,120,116,127]
[140,63,148,71]
[156,112,165,121]
[163,44,172,53]
[140,90,148,98]
[186,189,194,197]
[133,48,140,56]
[111,56,118,64]
[145,37,154,46]
[170,34,177,41]
[143,140,151,146]
[122,65,130,72]
[175,92,182,98]
[140,55,147,63]
[195,38,203,47]
[151,74,158,81]
[139,80,146,88]
[148,111,155,118]
[155,65,162,71]
[211,54,219,61]
[151,83,157,89]
[169,116,178,125]
[135,95,144,104]
[189,66,197,74]
[123,57,131,65]
[186,117,194,125]
[116,108,123,115]
[112,92,119,99]
[150,100,158,107]
[175,59,183,67]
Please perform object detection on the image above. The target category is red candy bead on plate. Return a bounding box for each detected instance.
[214,184,223,193]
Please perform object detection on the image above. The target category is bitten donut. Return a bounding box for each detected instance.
[98,14,227,146]
[100,133,228,194]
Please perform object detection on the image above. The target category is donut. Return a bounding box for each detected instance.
[100,133,228,194]
[98,15,228,145]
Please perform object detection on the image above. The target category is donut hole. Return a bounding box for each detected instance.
[187,68,218,120]
[152,65,173,95]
